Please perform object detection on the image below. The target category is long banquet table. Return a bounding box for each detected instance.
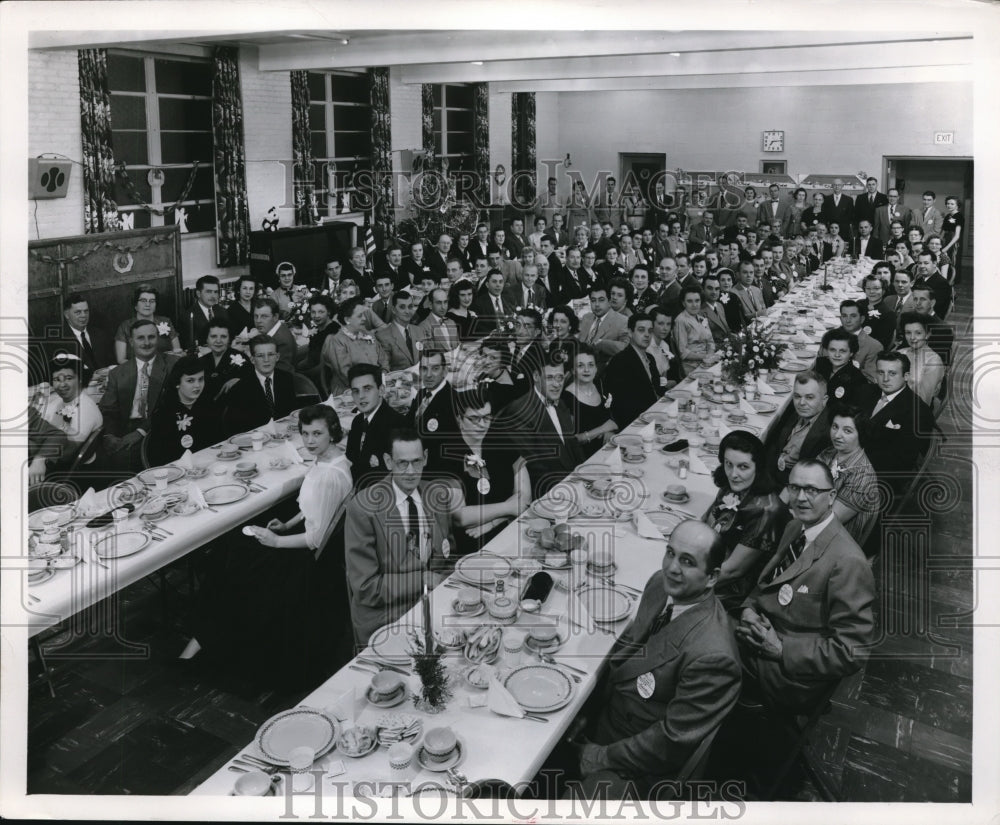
[191,266,865,797]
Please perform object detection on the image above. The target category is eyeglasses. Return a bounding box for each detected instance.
[785,483,834,498]
[464,413,492,425]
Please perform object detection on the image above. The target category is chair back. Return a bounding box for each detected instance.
[68,426,103,474]
[676,725,721,783]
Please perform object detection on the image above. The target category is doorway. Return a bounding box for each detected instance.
[620,153,666,203]
[884,157,973,258]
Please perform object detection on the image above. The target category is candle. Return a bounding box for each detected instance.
[188,309,195,351]
[422,577,433,655]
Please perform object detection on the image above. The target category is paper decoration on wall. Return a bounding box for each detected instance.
[175,207,189,233]
[262,206,279,232]
[112,251,135,274]
[119,212,135,230]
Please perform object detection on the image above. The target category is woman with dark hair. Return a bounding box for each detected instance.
[673,285,718,376]
[898,312,945,405]
[302,293,340,387]
[446,278,479,341]
[704,430,790,611]
[646,306,681,390]
[941,195,964,284]
[321,296,389,396]
[146,355,225,466]
[789,187,809,235]
[560,340,618,456]
[179,404,353,685]
[816,403,880,544]
[114,284,181,363]
[816,328,874,407]
[474,335,518,412]
[549,305,580,341]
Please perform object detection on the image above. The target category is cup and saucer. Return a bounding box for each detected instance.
[662,484,691,505]
[417,727,464,772]
[366,671,408,708]
[232,461,259,481]
[452,588,485,617]
[216,447,240,461]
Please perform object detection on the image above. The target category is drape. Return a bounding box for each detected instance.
[78,49,121,234]
[368,67,394,246]
[421,84,435,157]
[211,46,250,266]
[472,83,490,206]
[290,71,317,226]
[511,92,537,211]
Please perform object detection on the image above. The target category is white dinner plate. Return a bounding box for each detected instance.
[254,708,339,766]
[368,623,418,665]
[503,664,575,713]
[530,492,580,522]
[748,400,778,415]
[137,465,186,486]
[202,483,250,506]
[454,551,511,586]
[644,510,684,536]
[578,585,633,623]
[94,531,150,560]
[28,505,76,532]
[230,432,272,449]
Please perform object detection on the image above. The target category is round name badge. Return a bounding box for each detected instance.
[427,418,439,433]
[370,455,380,467]
[778,583,794,606]
[180,434,194,449]
[834,386,845,399]
[636,672,656,700]
[441,538,451,558]
[477,477,491,495]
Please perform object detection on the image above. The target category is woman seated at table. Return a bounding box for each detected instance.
[301,293,340,388]
[897,312,945,406]
[179,404,353,686]
[558,341,618,457]
[548,305,580,343]
[815,328,875,407]
[114,284,181,364]
[446,278,479,342]
[815,404,880,545]
[474,334,518,413]
[437,389,531,553]
[647,306,681,391]
[703,430,790,611]
[146,355,225,466]
[198,320,250,403]
[320,296,390,397]
[826,222,847,259]
[673,285,719,377]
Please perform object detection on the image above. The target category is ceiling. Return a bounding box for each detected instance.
[29,29,974,91]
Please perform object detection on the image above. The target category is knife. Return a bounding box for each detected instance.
[355,657,411,675]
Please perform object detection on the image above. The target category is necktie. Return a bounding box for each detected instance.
[416,387,432,418]
[642,604,673,643]
[356,414,368,452]
[137,361,151,418]
[80,330,95,364]
[208,306,214,322]
[588,314,602,343]
[404,326,414,358]
[872,393,891,416]
[770,530,806,582]
[264,376,274,413]
[405,494,424,560]
[494,297,503,315]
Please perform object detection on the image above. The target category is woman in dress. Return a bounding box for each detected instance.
[446,278,479,342]
[646,306,681,391]
[924,235,952,283]
[738,186,760,226]
[826,222,847,259]
[114,285,181,363]
[146,355,225,466]
[321,297,390,396]
[673,285,719,377]
[941,195,964,284]
[549,305,580,343]
[630,267,658,312]
[226,276,259,341]
[301,293,340,389]
[704,430,789,611]
[788,187,809,236]
[898,312,945,406]
[816,328,874,407]
[198,319,250,403]
[180,405,354,685]
[622,183,646,232]
[816,404,880,545]
[560,341,618,457]
[665,220,687,258]
[474,335,518,413]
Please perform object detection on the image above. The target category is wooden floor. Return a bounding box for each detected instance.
[25,270,975,800]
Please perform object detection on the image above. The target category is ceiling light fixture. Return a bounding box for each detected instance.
[341,37,350,45]
[470,61,484,66]
[669,52,681,57]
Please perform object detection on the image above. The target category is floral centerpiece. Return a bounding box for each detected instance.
[718,319,787,384]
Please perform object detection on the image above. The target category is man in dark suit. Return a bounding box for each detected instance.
[737,460,875,711]
[853,177,889,230]
[686,210,719,252]
[822,179,855,243]
[572,520,741,798]
[222,335,296,435]
[908,282,954,368]
[375,245,407,290]
[700,273,732,346]
[755,184,792,236]
[850,219,884,260]
[406,347,460,479]
[862,351,936,490]
[98,319,178,474]
[484,353,583,500]
[184,275,230,350]
[251,297,298,374]
[502,263,548,312]
[508,307,547,398]
[769,370,832,483]
[375,291,421,371]
[504,218,527,260]
[346,363,406,490]
[645,180,672,231]
[551,247,593,305]
[469,223,494,265]
[654,258,683,318]
[344,429,458,644]
[606,312,664,429]
[62,292,115,371]
[424,236,453,283]
[913,252,954,321]
[872,187,913,245]
[472,271,516,336]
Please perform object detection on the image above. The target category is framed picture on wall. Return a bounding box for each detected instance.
[760,160,787,175]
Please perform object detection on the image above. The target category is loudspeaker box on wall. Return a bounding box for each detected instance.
[29,158,72,199]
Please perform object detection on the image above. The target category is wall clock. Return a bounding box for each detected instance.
[762,130,785,152]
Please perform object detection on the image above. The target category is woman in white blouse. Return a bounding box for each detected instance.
[673,285,719,377]
[35,353,103,469]
[898,312,945,406]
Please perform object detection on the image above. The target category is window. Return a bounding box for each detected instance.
[107,51,216,233]
[308,71,371,216]
[431,84,474,172]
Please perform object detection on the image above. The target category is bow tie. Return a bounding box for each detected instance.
[543,398,557,407]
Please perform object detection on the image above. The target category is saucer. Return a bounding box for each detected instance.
[232,469,260,481]
[623,467,645,479]
[216,452,240,461]
[366,684,408,709]
[417,741,463,772]
[451,599,486,617]
[621,453,646,464]
[524,633,566,654]
[28,567,55,586]
[186,467,210,479]
[662,491,692,505]
[587,561,618,578]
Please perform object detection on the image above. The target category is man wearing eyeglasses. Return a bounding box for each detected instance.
[736,460,875,712]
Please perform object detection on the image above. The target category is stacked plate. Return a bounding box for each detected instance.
[253,708,339,766]
[368,623,418,666]
[578,585,633,624]
[375,713,423,746]
[454,551,511,586]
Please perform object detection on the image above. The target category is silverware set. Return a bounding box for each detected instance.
[354,657,411,675]
[227,753,280,773]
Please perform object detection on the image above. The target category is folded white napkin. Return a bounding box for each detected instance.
[175,450,194,470]
[279,440,306,464]
[639,421,655,440]
[687,451,712,475]
[326,686,358,727]
[739,396,759,415]
[716,420,733,437]
[265,419,279,436]
[634,510,664,539]
[573,592,597,633]
[757,378,777,396]
[606,447,623,474]
[487,676,525,719]
[321,394,338,409]
[76,487,99,515]
[661,398,679,416]
[186,484,209,509]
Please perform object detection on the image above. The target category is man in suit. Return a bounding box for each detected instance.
[551,247,592,305]
[593,176,623,227]
[99,319,178,474]
[484,353,583,500]
[572,520,741,798]
[755,184,792,236]
[425,235,453,283]
[503,263,548,312]
[822,178,855,243]
[508,307,548,397]
[504,218,527,260]
[654,258,683,318]
[850,219,884,260]
[687,210,719,252]
[222,335,295,435]
[834,299,882,381]
[913,252,954,320]
[853,176,889,230]
[916,190,944,237]
[538,178,563,228]
[415,288,461,351]
[578,285,630,371]
[370,274,395,325]
[375,245,408,290]
[346,363,406,490]
[606,313,664,429]
[533,252,557,300]
[883,269,917,316]
[375,291,421,371]
[472,271,516,337]
[251,297,298,374]
[406,347,460,478]
[469,222,494,265]
[872,187,912,245]
[731,261,767,322]
[548,212,569,248]
[700,273,731,346]
[737,460,875,711]
[319,260,342,297]
[184,275,230,349]
[645,180,672,231]
[62,292,115,371]
[345,429,458,645]
[769,370,832,482]
[862,351,936,489]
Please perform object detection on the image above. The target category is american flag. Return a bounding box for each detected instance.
[363,216,377,269]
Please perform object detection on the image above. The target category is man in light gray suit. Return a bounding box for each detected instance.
[577,284,630,371]
[375,291,422,371]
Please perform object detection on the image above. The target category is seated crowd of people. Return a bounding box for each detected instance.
[27,177,959,796]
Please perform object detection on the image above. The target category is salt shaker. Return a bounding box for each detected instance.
[678,458,689,480]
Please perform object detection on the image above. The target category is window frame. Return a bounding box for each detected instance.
[432,83,475,172]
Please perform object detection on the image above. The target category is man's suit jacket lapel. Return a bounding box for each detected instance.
[613,593,712,682]
[763,519,838,587]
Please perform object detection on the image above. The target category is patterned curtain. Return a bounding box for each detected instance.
[421,84,435,157]
[472,83,490,206]
[511,92,537,210]
[290,71,317,226]
[368,67,394,246]
[211,47,250,266]
[78,49,121,234]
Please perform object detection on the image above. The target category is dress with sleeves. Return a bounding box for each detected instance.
[673,312,716,377]
[438,440,516,554]
[146,396,225,467]
[323,329,390,396]
[561,386,614,459]
[447,310,479,343]
[817,446,880,546]
[298,454,353,555]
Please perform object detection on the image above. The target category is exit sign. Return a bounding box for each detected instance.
[934,131,955,145]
